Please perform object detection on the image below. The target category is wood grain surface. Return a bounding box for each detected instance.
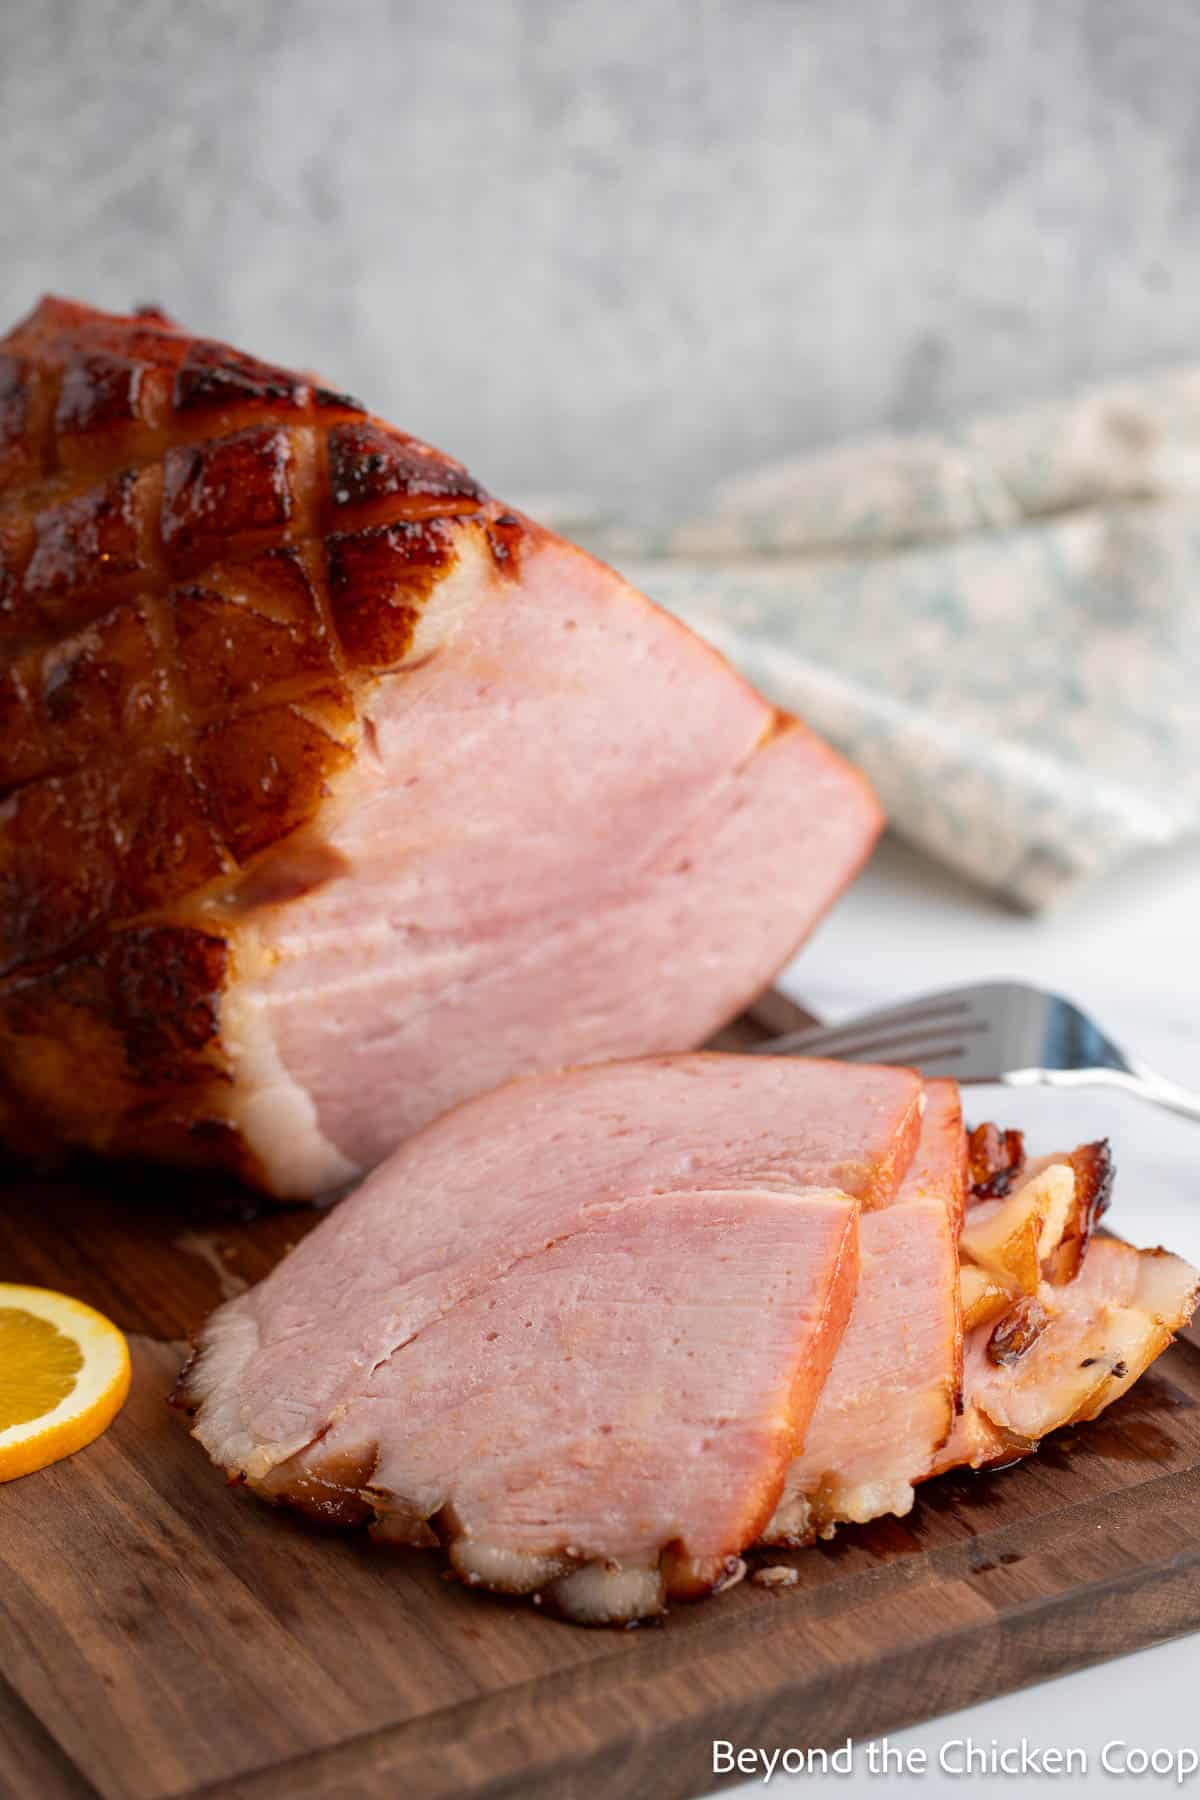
[3,1000,1200,1800]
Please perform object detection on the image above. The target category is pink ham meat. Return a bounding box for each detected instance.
[176,1055,923,1622]
[229,549,881,1195]
[0,299,884,1199]
[760,1078,965,1545]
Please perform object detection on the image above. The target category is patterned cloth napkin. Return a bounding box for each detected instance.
[535,371,1200,910]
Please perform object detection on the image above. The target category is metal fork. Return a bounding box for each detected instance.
[751,980,1200,1123]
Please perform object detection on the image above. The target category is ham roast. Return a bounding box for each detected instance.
[176,1053,1197,1624]
[0,298,883,1197]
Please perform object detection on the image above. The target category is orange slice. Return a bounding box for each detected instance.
[0,1284,131,1482]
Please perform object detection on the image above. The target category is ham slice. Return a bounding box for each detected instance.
[763,1098,1197,1543]
[760,1078,964,1544]
[176,1055,923,1621]
[936,1155,1198,1473]
[0,298,883,1197]
[177,1055,1198,1622]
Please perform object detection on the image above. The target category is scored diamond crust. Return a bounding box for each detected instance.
[0,297,519,1179]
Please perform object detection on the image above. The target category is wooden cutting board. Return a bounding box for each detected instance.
[4,1015,1200,1800]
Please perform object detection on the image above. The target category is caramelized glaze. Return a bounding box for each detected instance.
[0,297,511,1181]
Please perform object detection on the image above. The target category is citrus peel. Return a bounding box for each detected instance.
[0,1284,131,1481]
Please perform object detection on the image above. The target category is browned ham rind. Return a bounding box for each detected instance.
[967,1122,1026,1200]
[177,1055,927,1622]
[1046,1140,1114,1285]
[935,1138,1195,1474]
[0,298,884,1198]
[937,1236,1198,1471]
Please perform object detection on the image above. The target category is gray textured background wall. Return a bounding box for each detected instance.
[4,0,1200,513]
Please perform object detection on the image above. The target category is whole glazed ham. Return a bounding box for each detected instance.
[178,1054,1199,1624]
[0,298,882,1196]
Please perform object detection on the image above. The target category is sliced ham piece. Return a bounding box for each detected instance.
[760,1078,965,1545]
[177,1054,1198,1623]
[176,1055,923,1621]
[935,1233,1199,1473]
[764,1103,1197,1543]
[0,298,883,1197]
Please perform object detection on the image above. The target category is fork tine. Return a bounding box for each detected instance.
[754,986,978,1060]
[748,980,1200,1104]
[782,1018,992,1066]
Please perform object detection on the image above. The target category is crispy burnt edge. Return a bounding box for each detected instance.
[968,1131,1111,1262]
[986,1293,1050,1367]
[1047,1139,1114,1284]
[967,1122,1026,1199]
[964,1133,1113,1348]
[0,921,266,1185]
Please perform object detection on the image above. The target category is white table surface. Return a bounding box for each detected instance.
[726,831,1200,1798]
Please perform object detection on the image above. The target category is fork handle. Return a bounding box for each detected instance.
[1007,1061,1200,1124]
